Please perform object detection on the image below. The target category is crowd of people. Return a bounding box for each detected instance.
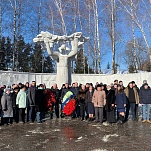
[0,79,151,126]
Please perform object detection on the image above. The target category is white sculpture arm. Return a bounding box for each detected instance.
[44,38,60,58]
[68,37,78,58]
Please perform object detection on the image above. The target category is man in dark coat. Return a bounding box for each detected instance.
[71,82,80,118]
[25,82,30,122]
[35,84,46,123]
[11,87,19,123]
[60,83,70,117]
[0,86,4,99]
[61,83,70,100]
[124,82,139,121]
[140,80,150,90]
[51,83,61,118]
[28,81,36,122]
[105,85,116,123]
[139,83,151,123]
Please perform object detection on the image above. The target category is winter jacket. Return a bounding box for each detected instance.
[35,89,46,112]
[28,86,36,106]
[25,88,29,107]
[12,92,18,108]
[71,87,79,99]
[85,91,94,103]
[105,89,116,111]
[78,89,86,104]
[51,88,61,104]
[139,88,151,104]
[115,92,127,109]
[61,88,71,100]
[16,90,27,108]
[1,93,13,117]
[124,87,139,104]
[92,90,106,107]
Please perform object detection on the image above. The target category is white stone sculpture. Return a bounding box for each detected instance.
[33,31,89,87]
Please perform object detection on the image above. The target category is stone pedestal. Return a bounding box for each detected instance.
[56,55,71,87]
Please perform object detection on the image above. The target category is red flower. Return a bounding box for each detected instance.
[45,89,56,111]
[63,99,76,116]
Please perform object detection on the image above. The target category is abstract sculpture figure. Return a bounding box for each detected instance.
[33,31,89,88]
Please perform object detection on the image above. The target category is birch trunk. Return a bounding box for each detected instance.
[53,0,67,35]
[94,0,101,74]
[130,0,138,72]
[111,0,116,74]
[119,0,151,70]
[92,1,97,74]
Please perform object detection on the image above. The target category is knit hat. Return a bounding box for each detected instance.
[97,84,102,88]
[5,88,11,92]
[143,80,147,83]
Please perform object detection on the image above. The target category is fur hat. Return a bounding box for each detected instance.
[97,84,102,88]
[144,83,148,87]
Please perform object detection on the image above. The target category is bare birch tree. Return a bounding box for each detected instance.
[53,0,67,35]
[111,0,116,74]
[119,0,151,70]
[8,0,18,71]
[130,0,138,72]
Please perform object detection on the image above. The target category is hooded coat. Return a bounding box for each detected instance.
[1,93,13,117]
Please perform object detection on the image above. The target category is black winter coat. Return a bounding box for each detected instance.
[51,88,61,103]
[11,92,18,107]
[139,88,151,104]
[28,86,36,106]
[35,89,46,112]
[105,89,115,111]
[71,87,79,99]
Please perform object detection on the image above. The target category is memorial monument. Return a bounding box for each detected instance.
[33,32,89,87]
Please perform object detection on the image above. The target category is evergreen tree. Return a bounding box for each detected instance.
[0,37,5,70]
[43,56,54,73]
[16,36,32,72]
[74,49,90,74]
[30,43,42,73]
[5,37,13,70]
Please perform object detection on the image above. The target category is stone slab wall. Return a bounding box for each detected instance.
[0,71,151,88]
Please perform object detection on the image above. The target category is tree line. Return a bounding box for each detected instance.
[0,0,151,74]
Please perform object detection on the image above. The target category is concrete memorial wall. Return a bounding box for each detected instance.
[0,71,151,88]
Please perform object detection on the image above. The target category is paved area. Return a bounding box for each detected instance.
[0,118,151,151]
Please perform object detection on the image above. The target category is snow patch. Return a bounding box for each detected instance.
[5,145,11,149]
[52,129,60,132]
[92,149,107,151]
[75,136,83,142]
[102,134,118,142]
[102,122,109,126]
[25,135,30,137]
[77,136,82,140]
[91,124,99,127]
[28,130,51,134]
